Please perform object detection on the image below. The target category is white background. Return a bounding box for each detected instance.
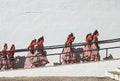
[0,0,120,63]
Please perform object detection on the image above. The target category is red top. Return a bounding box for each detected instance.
[93,35,98,42]
[37,41,44,49]
[66,36,74,45]
[10,47,15,57]
[29,43,35,49]
[86,36,92,43]
[2,48,7,56]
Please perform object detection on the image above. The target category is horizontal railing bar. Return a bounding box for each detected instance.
[44,38,120,50]
[46,46,120,56]
[0,46,120,60]
[0,38,120,53]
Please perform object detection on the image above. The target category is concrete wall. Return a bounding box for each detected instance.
[0,59,119,77]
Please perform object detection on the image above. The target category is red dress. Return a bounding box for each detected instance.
[36,41,49,65]
[93,35,98,42]
[91,35,100,61]
[62,36,76,64]
[2,48,7,59]
[29,42,36,50]
[86,35,92,44]
[10,48,15,58]
[83,35,92,61]
[37,41,44,49]
[28,42,36,54]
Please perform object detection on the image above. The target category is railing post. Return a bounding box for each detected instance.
[59,53,61,64]
[106,48,108,58]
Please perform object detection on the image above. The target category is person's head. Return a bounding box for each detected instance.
[11,44,15,50]
[4,43,8,49]
[11,44,15,48]
[86,33,92,39]
[34,39,36,42]
[31,40,34,44]
[69,32,73,37]
[40,36,44,42]
[38,36,44,42]
[32,39,37,44]
[93,29,99,36]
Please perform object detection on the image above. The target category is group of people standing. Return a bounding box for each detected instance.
[62,33,77,64]
[24,36,49,68]
[0,43,16,70]
[83,30,100,61]
[61,30,100,64]
[0,29,100,70]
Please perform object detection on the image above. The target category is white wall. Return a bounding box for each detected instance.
[0,0,120,48]
[0,59,120,77]
[0,0,120,73]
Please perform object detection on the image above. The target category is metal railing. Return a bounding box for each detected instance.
[1,38,119,53]
[0,38,120,69]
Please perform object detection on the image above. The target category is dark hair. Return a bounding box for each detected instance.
[41,36,44,40]
[86,33,92,39]
[38,38,41,42]
[38,36,44,42]
[10,44,15,50]
[69,33,73,37]
[73,36,75,40]
[93,30,99,35]
[4,43,8,48]
[34,39,36,42]
[31,40,34,44]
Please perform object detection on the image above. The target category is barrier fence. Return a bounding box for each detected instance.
[0,38,120,69]
[0,38,119,53]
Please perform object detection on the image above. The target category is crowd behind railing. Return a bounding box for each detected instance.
[0,30,119,70]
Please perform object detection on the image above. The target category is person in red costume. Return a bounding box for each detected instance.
[8,44,16,69]
[62,33,76,64]
[36,36,49,66]
[28,39,36,54]
[83,33,92,62]
[1,43,8,70]
[37,36,44,51]
[2,43,8,59]
[65,33,75,46]
[91,30,100,61]
[86,33,93,44]
[24,39,37,68]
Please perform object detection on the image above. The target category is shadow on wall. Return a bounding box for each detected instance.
[73,47,84,63]
[14,48,84,68]
[15,56,26,68]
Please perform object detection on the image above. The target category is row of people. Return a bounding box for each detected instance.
[24,36,49,68]
[62,33,76,64]
[0,30,100,69]
[83,30,100,61]
[62,30,100,64]
[0,44,16,70]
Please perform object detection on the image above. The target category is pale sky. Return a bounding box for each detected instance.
[0,0,120,63]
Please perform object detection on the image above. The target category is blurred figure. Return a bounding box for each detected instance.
[24,51,38,68]
[62,33,76,64]
[24,39,38,68]
[103,54,113,60]
[8,44,16,69]
[0,54,2,70]
[83,33,92,62]
[28,39,36,54]
[91,30,100,61]
[36,36,49,66]
[1,43,8,70]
